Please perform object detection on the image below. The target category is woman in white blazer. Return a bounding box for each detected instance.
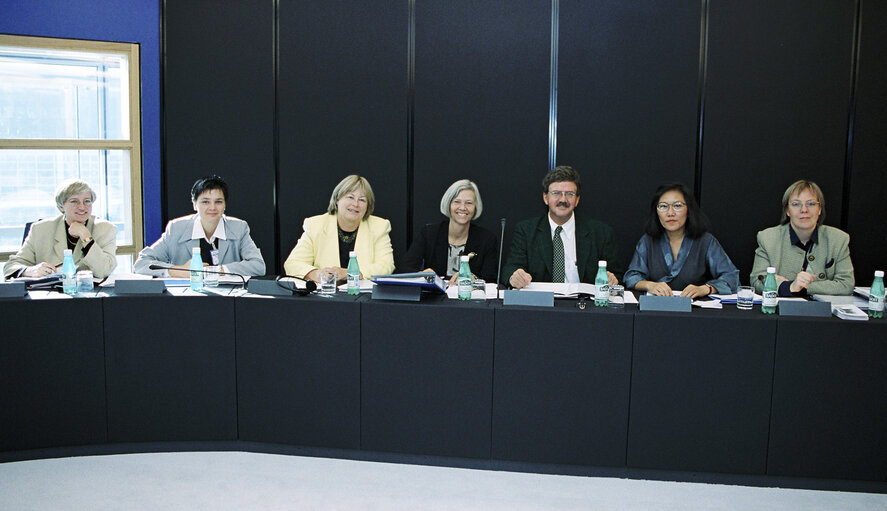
[284,175,394,282]
[134,175,265,277]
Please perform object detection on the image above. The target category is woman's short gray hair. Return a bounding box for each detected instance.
[439,179,483,220]
[327,174,375,219]
[55,179,96,212]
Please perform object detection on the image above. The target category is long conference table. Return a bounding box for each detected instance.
[2,286,887,488]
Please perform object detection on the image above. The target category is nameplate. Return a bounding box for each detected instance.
[372,283,422,302]
[778,300,831,318]
[503,290,554,307]
[247,278,296,296]
[116,279,166,295]
[0,281,27,298]
[639,295,692,312]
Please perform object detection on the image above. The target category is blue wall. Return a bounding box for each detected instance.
[0,0,162,243]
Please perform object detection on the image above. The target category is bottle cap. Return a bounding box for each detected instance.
[598,260,607,267]
[876,270,884,278]
[460,255,469,262]
[349,251,357,257]
[192,246,201,254]
[767,267,776,273]
[63,249,72,255]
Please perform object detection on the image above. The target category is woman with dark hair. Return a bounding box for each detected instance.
[134,175,266,277]
[623,183,738,298]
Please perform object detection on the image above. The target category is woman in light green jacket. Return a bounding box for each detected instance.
[750,180,854,296]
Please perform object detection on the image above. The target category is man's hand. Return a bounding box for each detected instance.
[509,268,532,289]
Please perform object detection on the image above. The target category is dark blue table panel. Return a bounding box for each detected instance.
[235,295,360,449]
[103,295,237,442]
[492,303,634,466]
[768,317,887,481]
[361,298,494,458]
[3,291,887,486]
[628,309,776,474]
[0,299,106,451]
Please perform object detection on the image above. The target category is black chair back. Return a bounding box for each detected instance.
[22,220,38,244]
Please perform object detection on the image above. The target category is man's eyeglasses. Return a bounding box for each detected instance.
[548,191,576,199]
[657,201,685,212]
[789,200,820,209]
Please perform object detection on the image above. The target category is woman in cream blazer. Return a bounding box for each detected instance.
[4,180,117,279]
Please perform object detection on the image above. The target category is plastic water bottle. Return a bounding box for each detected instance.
[62,249,77,296]
[458,255,472,300]
[868,270,884,319]
[762,267,777,314]
[190,246,203,291]
[347,251,361,295]
[594,260,609,307]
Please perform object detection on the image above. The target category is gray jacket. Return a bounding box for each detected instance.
[134,215,265,277]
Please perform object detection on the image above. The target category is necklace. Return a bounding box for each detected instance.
[338,226,357,243]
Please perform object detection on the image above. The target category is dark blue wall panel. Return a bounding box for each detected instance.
[0,0,162,244]
[847,1,887,280]
[277,0,409,269]
[163,0,275,270]
[413,0,550,267]
[701,1,856,279]
[557,0,701,271]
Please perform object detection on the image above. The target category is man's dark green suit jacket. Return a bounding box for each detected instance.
[501,214,622,286]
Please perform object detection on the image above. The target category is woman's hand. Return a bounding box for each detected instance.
[67,221,90,240]
[168,263,203,278]
[680,284,710,299]
[790,271,816,293]
[639,280,673,296]
[23,262,57,277]
[447,271,474,287]
[310,267,347,283]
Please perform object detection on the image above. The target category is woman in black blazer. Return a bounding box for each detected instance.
[399,179,498,284]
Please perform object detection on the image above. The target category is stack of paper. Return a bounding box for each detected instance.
[445,283,499,300]
[832,305,869,321]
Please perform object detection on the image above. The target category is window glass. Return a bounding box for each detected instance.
[0,35,141,261]
[0,45,129,140]
[0,149,132,252]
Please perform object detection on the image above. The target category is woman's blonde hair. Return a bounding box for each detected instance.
[780,179,825,225]
[327,175,375,219]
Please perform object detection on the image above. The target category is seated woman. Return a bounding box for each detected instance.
[398,179,498,283]
[284,174,394,282]
[4,179,118,279]
[624,183,739,298]
[750,179,854,296]
[134,175,266,277]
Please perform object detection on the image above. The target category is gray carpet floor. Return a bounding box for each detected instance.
[2,451,886,510]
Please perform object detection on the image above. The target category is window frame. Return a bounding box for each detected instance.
[0,34,143,261]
